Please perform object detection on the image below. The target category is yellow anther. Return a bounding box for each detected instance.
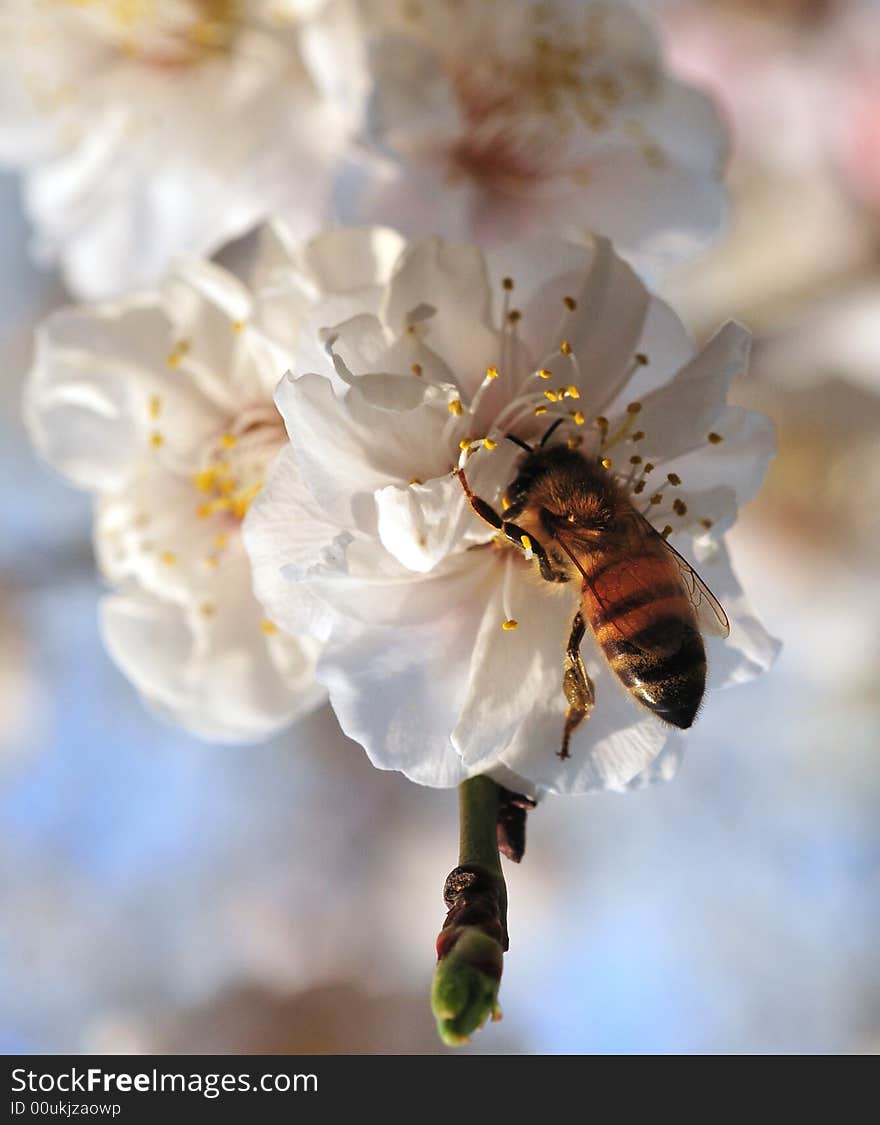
[567,437,583,449]
[159,550,176,566]
[220,433,237,449]
[544,389,559,402]
[572,411,585,426]
[649,493,663,505]
[630,455,643,465]
[673,498,688,517]
[563,296,577,311]
[502,277,514,291]
[448,399,463,416]
[411,363,423,376]
[148,394,162,420]
[483,437,498,450]
[661,525,673,539]
[501,618,519,631]
[260,619,279,636]
[485,365,499,380]
[199,602,216,617]
[534,405,548,416]
[635,352,648,365]
[708,432,723,444]
[408,478,422,486]
[566,385,580,399]
[601,457,612,470]
[627,402,642,414]
[501,495,511,511]
[634,481,646,494]
[459,438,472,452]
[231,320,246,334]
[193,469,217,493]
[644,462,655,473]
[560,339,572,355]
[205,554,219,569]
[196,502,214,519]
[507,309,522,323]
[538,368,553,379]
[149,431,164,449]
[630,430,645,442]
[667,473,681,486]
[214,533,229,549]
[701,518,714,530]
[520,534,532,551]
[166,352,181,368]
[595,415,609,431]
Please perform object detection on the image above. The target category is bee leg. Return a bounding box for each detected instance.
[560,610,594,760]
[454,467,504,530]
[455,469,567,582]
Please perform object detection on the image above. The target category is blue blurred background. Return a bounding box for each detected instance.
[2,0,879,1054]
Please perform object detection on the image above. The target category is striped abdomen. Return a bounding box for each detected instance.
[583,546,706,728]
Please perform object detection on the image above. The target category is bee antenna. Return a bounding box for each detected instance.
[505,433,533,453]
[540,418,566,447]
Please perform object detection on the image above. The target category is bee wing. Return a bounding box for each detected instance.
[631,513,730,638]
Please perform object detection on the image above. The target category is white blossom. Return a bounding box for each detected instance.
[24,222,408,741]
[332,0,728,273]
[0,0,355,299]
[244,229,778,794]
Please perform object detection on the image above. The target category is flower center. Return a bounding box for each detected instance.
[192,406,285,525]
[58,0,239,65]
[444,7,660,187]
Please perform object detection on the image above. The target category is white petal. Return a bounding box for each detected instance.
[315,608,481,788]
[628,322,752,464]
[273,372,450,525]
[100,585,324,744]
[25,301,225,493]
[698,541,781,691]
[242,446,346,641]
[303,538,496,628]
[527,237,651,407]
[383,237,501,398]
[375,476,472,573]
[658,406,776,510]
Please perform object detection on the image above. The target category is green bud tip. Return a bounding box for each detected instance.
[431,928,504,1047]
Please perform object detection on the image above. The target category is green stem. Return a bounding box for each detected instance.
[431,776,509,1046]
[458,775,504,875]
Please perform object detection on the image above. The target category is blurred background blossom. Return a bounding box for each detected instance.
[2,0,880,1054]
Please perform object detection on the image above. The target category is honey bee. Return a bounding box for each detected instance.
[456,421,729,760]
